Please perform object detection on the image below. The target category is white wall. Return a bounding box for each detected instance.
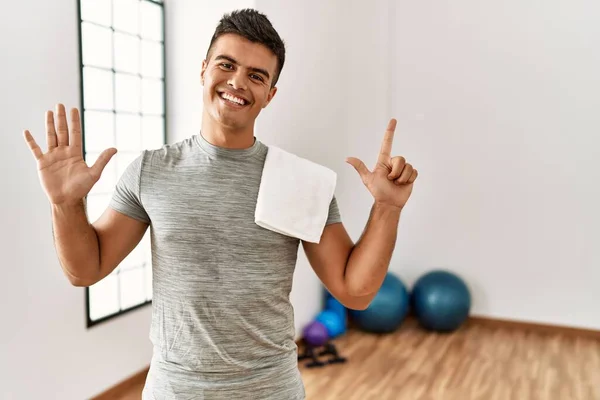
[390,0,600,329]
[0,1,152,399]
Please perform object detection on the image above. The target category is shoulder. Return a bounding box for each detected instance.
[141,136,198,169]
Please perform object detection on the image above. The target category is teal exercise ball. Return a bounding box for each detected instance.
[411,270,471,332]
[348,273,409,334]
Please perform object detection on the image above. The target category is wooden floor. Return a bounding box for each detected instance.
[114,318,600,400]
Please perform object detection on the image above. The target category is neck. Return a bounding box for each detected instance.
[200,110,256,149]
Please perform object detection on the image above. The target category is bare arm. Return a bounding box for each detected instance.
[302,223,371,310]
[52,200,148,286]
[302,205,400,310]
[343,203,401,297]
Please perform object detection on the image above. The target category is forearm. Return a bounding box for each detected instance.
[344,202,402,297]
[51,199,100,286]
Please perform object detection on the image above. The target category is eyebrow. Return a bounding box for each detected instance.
[214,54,271,80]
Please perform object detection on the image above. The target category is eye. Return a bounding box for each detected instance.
[220,63,233,70]
[250,74,264,82]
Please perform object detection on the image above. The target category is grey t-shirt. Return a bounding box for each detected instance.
[109,133,341,399]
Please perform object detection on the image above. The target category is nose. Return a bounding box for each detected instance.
[227,69,248,91]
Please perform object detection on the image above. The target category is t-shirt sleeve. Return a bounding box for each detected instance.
[108,151,151,224]
[325,195,342,225]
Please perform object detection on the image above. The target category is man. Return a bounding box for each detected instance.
[23,8,417,400]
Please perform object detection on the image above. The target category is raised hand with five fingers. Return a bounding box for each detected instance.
[346,119,418,211]
[23,104,117,206]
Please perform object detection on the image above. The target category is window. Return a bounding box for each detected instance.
[77,0,166,327]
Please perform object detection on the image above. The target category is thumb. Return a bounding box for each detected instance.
[90,148,117,178]
[346,157,371,180]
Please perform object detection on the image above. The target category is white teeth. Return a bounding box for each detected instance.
[221,92,245,105]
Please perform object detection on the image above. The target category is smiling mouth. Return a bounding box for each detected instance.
[218,91,249,107]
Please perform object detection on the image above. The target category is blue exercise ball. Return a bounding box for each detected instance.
[411,270,471,332]
[325,297,346,320]
[348,273,409,334]
[315,310,346,338]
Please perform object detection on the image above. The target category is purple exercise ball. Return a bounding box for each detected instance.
[303,321,329,347]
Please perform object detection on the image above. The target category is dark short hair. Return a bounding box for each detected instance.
[206,9,286,87]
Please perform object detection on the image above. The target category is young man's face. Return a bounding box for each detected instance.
[201,33,278,131]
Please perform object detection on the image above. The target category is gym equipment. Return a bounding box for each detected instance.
[299,320,346,368]
[298,292,349,368]
[411,270,471,332]
[322,289,347,335]
[303,321,329,347]
[298,341,347,368]
[325,297,346,320]
[315,310,345,338]
[348,272,409,333]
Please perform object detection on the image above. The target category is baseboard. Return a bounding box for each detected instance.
[345,313,600,340]
[90,366,149,400]
[468,315,600,340]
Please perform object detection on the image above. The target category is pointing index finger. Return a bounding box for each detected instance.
[378,118,397,163]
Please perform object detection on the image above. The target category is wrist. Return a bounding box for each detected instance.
[373,201,403,214]
[51,198,85,212]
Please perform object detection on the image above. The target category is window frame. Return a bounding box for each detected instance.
[76,0,167,328]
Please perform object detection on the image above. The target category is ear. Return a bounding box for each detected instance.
[200,59,207,85]
[262,86,278,109]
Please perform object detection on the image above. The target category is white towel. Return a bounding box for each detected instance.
[255,145,337,243]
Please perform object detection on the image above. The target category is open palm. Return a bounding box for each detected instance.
[23,104,117,205]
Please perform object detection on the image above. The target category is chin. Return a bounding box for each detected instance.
[215,108,255,129]
[214,112,246,130]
